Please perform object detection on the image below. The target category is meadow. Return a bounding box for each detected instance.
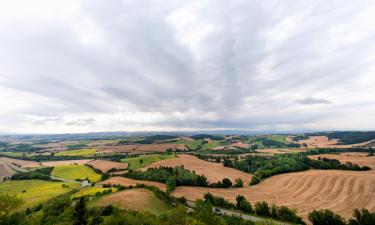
[52,164,101,182]
[71,186,116,198]
[120,154,175,170]
[0,180,79,210]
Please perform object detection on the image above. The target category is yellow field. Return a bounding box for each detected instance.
[52,165,101,182]
[55,148,97,157]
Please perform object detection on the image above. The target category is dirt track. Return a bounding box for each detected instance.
[143,154,252,185]
[172,169,375,220]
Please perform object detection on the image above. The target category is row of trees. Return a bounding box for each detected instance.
[124,166,240,191]
[203,193,305,224]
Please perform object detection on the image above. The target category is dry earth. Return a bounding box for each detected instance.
[0,163,13,179]
[173,169,375,220]
[86,159,128,173]
[256,149,307,154]
[143,154,252,185]
[101,177,167,191]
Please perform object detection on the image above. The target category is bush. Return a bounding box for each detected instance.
[308,209,346,225]
[255,201,270,217]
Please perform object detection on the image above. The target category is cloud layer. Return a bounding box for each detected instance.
[1,0,375,133]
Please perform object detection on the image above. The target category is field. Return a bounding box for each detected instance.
[91,188,171,215]
[41,159,92,167]
[52,165,101,182]
[0,157,40,168]
[86,159,128,173]
[256,148,307,155]
[0,180,79,210]
[309,152,375,169]
[120,154,175,170]
[296,135,375,148]
[174,139,203,150]
[55,148,97,157]
[71,186,116,198]
[143,154,252,185]
[201,140,223,150]
[173,169,375,220]
[101,177,167,191]
[0,163,13,179]
[98,143,187,154]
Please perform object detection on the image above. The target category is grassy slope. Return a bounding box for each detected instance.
[0,180,79,210]
[91,188,171,215]
[71,186,116,198]
[174,140,203,150]
[55,148,97,157]
[201,141,223,150]
[120,154,175,170]
[52,165,101,182]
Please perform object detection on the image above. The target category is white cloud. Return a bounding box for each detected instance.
[0,0,375,133]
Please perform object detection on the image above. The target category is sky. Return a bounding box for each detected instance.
[0,0,375,134]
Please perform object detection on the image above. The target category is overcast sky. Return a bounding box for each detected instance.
[1,0,375,134]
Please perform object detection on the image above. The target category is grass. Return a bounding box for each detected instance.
[55,148,97,157]
[0,180,79,210]
[174,140,203,150]
[201,141,223,150]
[71,186,116,198]
[120,154,175,170]
[90,188,171,215]
[267,135,287,143]
[52,165,101,182]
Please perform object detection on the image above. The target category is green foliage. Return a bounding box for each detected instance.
[73,197,87,225]
[11,167,54,181]
[255,201,270,217]
[347,209,375,225]
[325,131,375,145]
[121,154,175,170]
[236,195,252,213]
[66,144,89,150]
[124,166,209,191]
[308,209,346,225]
[234,178,243,187]
[204,193,235,209]
[0,194,22,218]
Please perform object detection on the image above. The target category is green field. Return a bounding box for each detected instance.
[174,140,203,150]
[120,154,175,170]
[0,180,79,210]
[201,140,223,150]
[267,135,287,143]
[71,186,116,198]
[52,165,101,182]
[55,148,97,157]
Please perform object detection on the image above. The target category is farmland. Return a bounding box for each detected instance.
[86,159,128,173]
[52,164,101,182]
[101,177,167,191]
[173,169,375,220]
[91,188,171,215]
[55,148,97,157]
[143,154,253,185]
[121,154,175,170]
[71,186,116,198]
[41,159,92,167]
[0,180,79,210]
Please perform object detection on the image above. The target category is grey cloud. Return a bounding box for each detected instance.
[0,0,374,133]
[297,97,332,105]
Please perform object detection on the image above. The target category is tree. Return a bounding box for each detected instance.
[222,178,232,188]
[234,178,243,187]
[255,201,270,217]
[139,159,144,164]
[73,197,87,225]
[308,209,346,225]
[223,159,233,167]
[204,193,214,204]
[236,195,252,213]
[0,194,22,219]
[348,208,375,225]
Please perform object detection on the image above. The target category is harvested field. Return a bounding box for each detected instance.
[211,142,249,151]
[256,148,307,154]
[41,159,92,167]
[309,153,375,169]
[91,188,170,215]
[143,154,252,185]
[86,159,128,173]
[173,169,375,220]
[121,154,175,170]
[297,136,374,148]
[0,163,13,179]
[0,157,40,168]
[98,143,187,154]
[101,177,167,191]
